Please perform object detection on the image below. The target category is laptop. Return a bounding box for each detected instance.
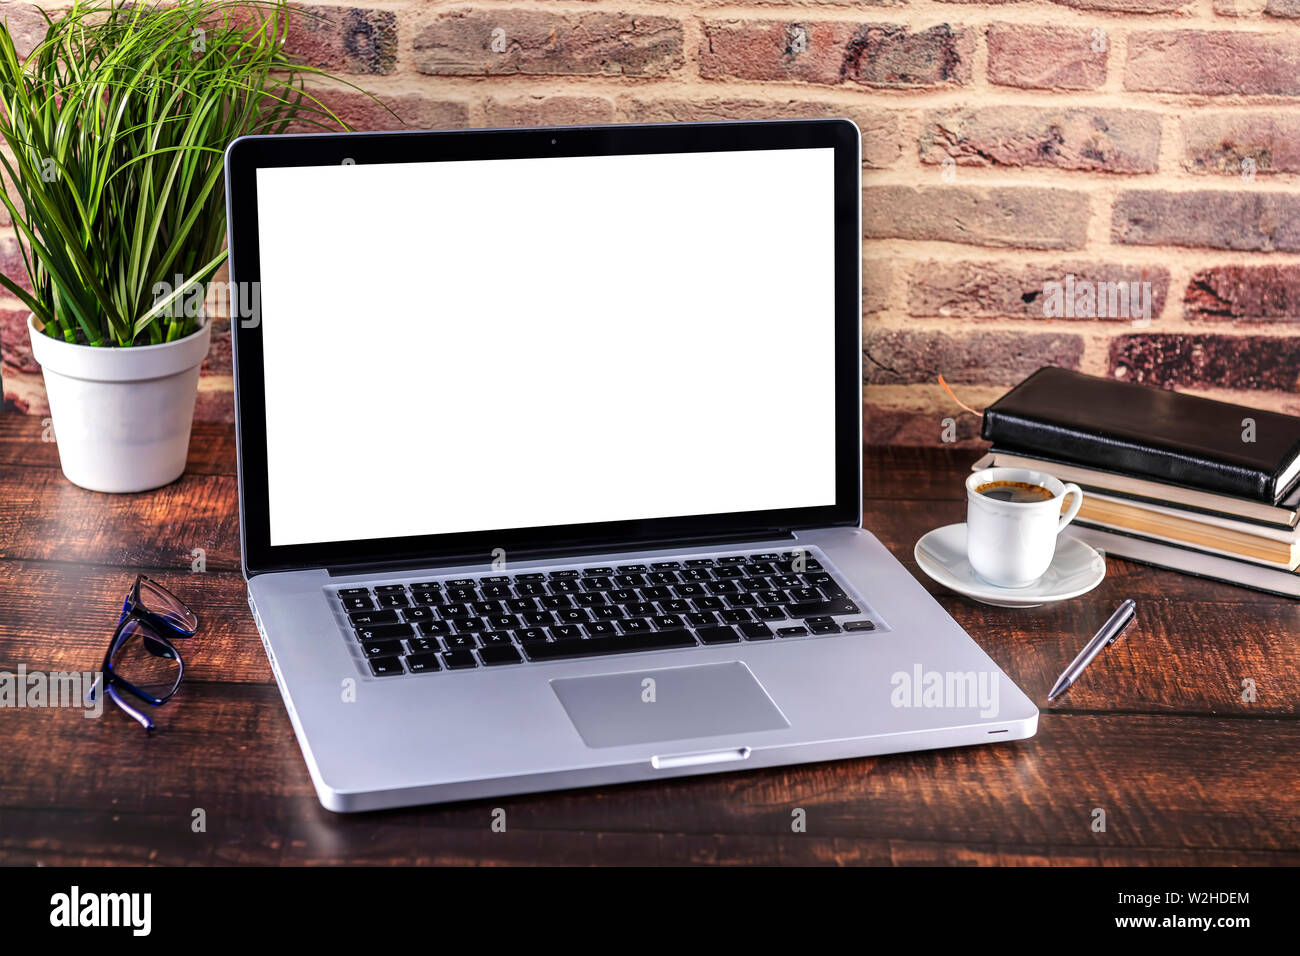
[223,119,1038,812]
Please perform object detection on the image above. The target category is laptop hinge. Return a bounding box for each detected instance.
[324,528,797,577]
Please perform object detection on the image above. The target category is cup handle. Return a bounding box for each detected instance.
[1056,483,1083,534]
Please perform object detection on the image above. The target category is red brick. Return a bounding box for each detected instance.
[1182,113,1300,175]
[864,259,894,315]
[415,10,684,77]
[1113,190,1300,252]
[1267,0,1300,16]
[292,91,469,133]
[1,235,32,293]
[987,24,1107,91]
[1125,30,1300,95]
[863,186,1090,250]
[286,5,398,75]
[700,20,973,89]
[620,98,902,168]
[201,320,232,376]
[1049,0,1188,10]
[0,305,36,373]
[920,107,1160,174]
[1109,333,1300,390]
[841,24,974,88]
[1185,266,1300,323]
[864,329,1084,385]
[0,2,45,58]
[908,261,1169,320]
[483,96,615,128]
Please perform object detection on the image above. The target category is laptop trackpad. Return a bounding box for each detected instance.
[551,662,789,749]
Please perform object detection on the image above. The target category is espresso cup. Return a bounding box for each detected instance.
[965,467,1083,588]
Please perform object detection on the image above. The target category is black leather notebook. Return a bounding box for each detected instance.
[982,367,1300,504]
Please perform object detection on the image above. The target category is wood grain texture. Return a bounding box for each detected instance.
[0,414,1296,865]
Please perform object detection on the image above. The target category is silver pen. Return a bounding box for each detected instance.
[1047,599,1136,701]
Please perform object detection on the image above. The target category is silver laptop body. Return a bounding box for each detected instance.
[225,119,1038,812]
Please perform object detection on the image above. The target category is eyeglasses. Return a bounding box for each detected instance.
[89,575,199,732]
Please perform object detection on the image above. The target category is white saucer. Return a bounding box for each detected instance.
[914,524,1106,608]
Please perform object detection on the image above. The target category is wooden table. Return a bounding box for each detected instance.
[2,415,1297,866]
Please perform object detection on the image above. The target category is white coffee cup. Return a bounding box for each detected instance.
[966,467,1083,588]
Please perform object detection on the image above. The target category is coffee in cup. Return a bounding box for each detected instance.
[965,467,1083,588]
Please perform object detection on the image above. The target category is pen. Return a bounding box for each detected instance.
[1047,599,1136,701]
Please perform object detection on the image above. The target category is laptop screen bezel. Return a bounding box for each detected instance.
[225,119,862,576]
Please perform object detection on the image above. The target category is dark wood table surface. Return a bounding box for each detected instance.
[2,415,1298,866]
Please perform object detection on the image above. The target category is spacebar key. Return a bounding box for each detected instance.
[523,629,696,661]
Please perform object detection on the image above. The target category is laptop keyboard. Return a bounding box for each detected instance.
[333,550,881,677]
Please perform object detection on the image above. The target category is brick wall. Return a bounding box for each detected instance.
[3,0,1300,444]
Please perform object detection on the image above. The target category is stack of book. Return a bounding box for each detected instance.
[973,367,1300,598]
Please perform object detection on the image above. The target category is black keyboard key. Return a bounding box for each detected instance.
[651,561,682,569]
[523,610,557,626]
[727,593,757,607]
[844,620,876,632]
[652,615,683,629]
[405,653,441,673]
[410,582,442,591]
[487,614,521,630]
[640,586,671,600]
[418,620,451,637]
[707,580,739,595]
[592,606,623,620]
[550,624,584,639]
[609,589,637,603]
[583,577,613,591]
[442,649,478,669]
[516,627,549,643]
[648,571,679,584]
[618,618,651,633]
[340,595,374,611]
[523,630,696,661]
[582,567,614,576]
[739,622,774,641]
[360,639,403,658]
[377,593,410,608]
[717,556,747,565]
[348,608,398,626]
[556,608,589,624]
[550,569,580,579]
[615,564,648,573]
[368,656,404,676]
[446,579,476,587]
[354,622,413,642]
[481,584,512,599]
[402,605,434,622]
[695,596,724,610]
[627,602,656,617]
[684,559,715,567]
[450,617,486,634]
[675,583,705,598]
[662,599,691,614]
[445,586,476,601]
[754,606,787,621]
[442,634,477,651]
[681,568,712,581]
[778,625,809,637]
[479,645,523,666]
[809,620,841,635]
[517,582,547,596]
[548,579,581,594]
[719,609,753,624]
[339,587,369,597]
[786,599,860,618]
[507,597,538,613]
[481,575,511,584]
[574,593,607,607]
[540,596,573,610]
[471,600,503,616]
[687,611,718,627]
[375,584,407,594]
[614,574,647,588]
[585,621,619,637]
[408,637,439,653]
[697,625,740,645]
[480,631,513,645]
[412,590,445,606]
[516,573,545,581]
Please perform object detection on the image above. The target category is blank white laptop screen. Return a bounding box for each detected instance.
[255,147,839,547]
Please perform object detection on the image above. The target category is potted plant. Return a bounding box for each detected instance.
[0,0,350,492]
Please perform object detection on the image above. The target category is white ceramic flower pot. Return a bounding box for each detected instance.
[27,314,211,493]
